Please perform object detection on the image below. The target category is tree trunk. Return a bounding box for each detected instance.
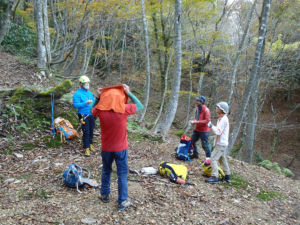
[153,52,173,127]
[119,23,127,77]
[137,0,151,123]
[0,0,15,44]
[42,0,51,65]
[241,39,265,164]
[226,0,258,107]
[62,25,87,76]
[50,0,59,51]
[34,0,47,73]
[184,41,195,128]
[226,0,271,155]
[154,0,181,139]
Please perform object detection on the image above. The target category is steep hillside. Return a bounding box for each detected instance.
[0,51,300,224]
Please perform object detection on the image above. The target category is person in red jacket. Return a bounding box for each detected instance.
[190,96,211,159]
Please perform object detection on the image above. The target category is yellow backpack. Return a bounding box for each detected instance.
[201,163,225,180]
[159,161,189,180]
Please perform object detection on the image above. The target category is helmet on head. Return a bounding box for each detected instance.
[196,96,206,104]
[79,75,90,84]
[216,102,229,114]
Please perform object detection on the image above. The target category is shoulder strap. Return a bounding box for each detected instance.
[161,162,178,177]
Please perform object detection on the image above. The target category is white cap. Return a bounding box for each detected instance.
[216,102,229,114]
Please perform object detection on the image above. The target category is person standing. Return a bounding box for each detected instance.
[190,96,211,159]
[73,75,95,157]
[92,84,143,211]
[205,102,231,184]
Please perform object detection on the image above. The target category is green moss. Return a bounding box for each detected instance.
[39,79,73,98]
[8,87,38,104]
[146,123,154,130]
[221,172,251,190]
[173,130,184,137]
[257,190,286,201]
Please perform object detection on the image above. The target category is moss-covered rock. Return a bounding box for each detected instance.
[6,79,73,111]
[8,87,39,104]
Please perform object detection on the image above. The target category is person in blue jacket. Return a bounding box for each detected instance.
[73,75,95,157]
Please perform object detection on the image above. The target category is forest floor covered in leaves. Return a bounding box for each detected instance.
[1,50,300,224]
[1,127,300,225]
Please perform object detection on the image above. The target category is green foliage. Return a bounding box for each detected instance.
[259,160,294,178]
[127,119,144,132]
[1,22,37,57]
[283,168,295,177]
[257,190,286,201]
[221,172,250,190]
[42,135,64,148]
[253,151,264,163]
[173,130,184,137]
[259,160,274,170]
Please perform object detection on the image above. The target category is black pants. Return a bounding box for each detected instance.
[78,114,95,149]
[191,130,211,158]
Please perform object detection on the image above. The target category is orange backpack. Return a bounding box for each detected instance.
[54,117,79,143]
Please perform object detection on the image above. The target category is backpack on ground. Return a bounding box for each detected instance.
[174,135,194,161]
[54,117,79,144]
[63,164,98,193]
[201,162,225,181]
[159,161,190,184]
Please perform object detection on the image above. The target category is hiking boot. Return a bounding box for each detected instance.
[118,198,131,211]
[224,175,231,183]
[205,176,219,184]
[90,144,95,152]
[84,148,90,157]
[191,154,199,159]
[98,193,109,203]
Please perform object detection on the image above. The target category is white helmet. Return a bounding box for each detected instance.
[216,102,229,114]
[79,75,90,84]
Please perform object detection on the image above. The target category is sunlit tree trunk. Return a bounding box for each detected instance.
[154,0,181,139]
[34,0,47,74]
[226,0,272,155]
[42,0,51,65]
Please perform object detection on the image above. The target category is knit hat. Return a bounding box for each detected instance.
[216,102,229,114]
[196,96,206,104]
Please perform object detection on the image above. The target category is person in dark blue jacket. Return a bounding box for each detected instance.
[73,75,95,157]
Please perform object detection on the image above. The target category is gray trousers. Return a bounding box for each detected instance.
[211,145,231,177]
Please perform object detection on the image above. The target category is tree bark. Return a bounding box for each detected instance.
[153,52,173,127]
[226,0,271,155]
[0,0,15,44]
[137,0,151,123]
[42,0,51,65]
[154,0,182,139]
[241,39,265,164]
[34,0,47,73]
[226,0,258,107]
[50,0,59,51]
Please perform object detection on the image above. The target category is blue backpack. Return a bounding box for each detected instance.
[175,135,194,161]
[63,164,91,193]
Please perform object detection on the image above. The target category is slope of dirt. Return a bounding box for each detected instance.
[0,128,300,224]
[0,51,54,90]
[0,51,300,224]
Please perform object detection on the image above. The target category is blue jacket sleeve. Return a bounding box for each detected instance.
[73,92,87,109]
[128,92,143,112]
